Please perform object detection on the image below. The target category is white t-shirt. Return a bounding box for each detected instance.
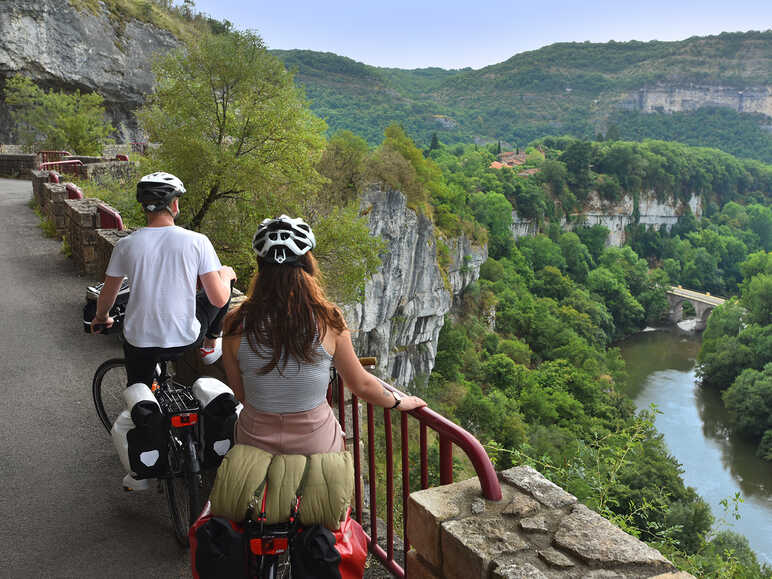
[106,226,222,348]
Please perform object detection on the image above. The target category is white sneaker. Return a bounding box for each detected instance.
[123,473,150,492]
[200,338,222,365]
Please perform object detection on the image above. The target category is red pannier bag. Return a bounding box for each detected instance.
[190,502,247,579]
[333,509,368,579]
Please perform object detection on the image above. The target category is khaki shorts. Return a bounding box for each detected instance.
[235,401,345,455]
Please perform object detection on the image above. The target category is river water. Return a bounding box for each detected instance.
[619,327,772,565]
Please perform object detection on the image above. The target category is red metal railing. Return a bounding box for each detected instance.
[39,159,83,175]
[97,203,124,230]
[65,183,83,200]
[329,364,501,577]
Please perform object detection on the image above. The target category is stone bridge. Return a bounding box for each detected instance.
[667,286,726,331]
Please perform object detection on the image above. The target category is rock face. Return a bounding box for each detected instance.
[621,84,772,117]
[511,191,702,247]
[0,0,179,141]
[344,187,487,388]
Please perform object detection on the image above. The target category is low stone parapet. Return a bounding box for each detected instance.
[0,153,36,178]
[31,170,49,205]
[78,160,135,183]
[407,466,693,578]
[95,228,130,280]
[41,182,69,236]
[65,198,102,274]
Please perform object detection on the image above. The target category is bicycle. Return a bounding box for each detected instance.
[93,353,205,547]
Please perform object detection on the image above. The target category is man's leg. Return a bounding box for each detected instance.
[123,341,159,387]
[195,289,232,344]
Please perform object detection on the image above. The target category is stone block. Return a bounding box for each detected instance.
[537,547,575,569]
[502,492,540,518]
[441,517,528,579]
[64,198,99,229]
[407,477,483,568]
[553,504,673,570]
[405,550,441,579]
[650,573,697,579]
[95,229,130,280]
[500,466,577,509]
[491,560,548,579]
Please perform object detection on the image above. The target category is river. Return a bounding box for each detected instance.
[619,327,772,565]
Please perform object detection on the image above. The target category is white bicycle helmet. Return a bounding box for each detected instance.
[252,215,316,264]
[136,172,186,212]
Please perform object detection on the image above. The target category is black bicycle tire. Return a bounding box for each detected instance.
[165,433,190,547]
[183,427,205,528]
[93,358,128,433]
[165,430,204,547]
[164,475,189,547]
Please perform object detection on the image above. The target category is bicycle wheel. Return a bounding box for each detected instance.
[164,431,204,547]
[93,358,128,432]
[252,553,291,579]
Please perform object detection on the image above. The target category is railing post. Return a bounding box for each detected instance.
[439,435,453,486]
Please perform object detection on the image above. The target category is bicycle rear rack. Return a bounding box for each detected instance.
[155,384,200,416]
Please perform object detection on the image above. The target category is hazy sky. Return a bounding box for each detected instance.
[190,0,772,69]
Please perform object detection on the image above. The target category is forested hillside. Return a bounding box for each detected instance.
[273,31,772,162]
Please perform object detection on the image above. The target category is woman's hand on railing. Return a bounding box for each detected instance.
[395,395,427,412]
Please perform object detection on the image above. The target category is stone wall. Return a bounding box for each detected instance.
[78,159,135,184]
[31,170,126,276]
[0,153,36,178]
[407,467,694,579]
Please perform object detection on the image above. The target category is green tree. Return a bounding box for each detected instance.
[560,231,594,283]
[138,30,327,231]
[5,75,114,155]
[741,273,772,326]
[722,364,772,440]
[469,191,513,259]
[317,130,370,205]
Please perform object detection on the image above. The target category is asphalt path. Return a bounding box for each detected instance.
[0,179,189,578]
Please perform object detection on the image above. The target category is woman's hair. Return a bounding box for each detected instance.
[223,251,346,374]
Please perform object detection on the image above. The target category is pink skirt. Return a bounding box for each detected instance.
[235,402,345,455]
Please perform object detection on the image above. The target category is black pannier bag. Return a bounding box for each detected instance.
[82,277,130,333]
[127,398,168,479]
[201,393,238,468]
[290,525,342,579]
[192,377,240,469]
[193,516,246,579]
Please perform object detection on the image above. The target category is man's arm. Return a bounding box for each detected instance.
[200,266,237,308]
[92,275,123,331]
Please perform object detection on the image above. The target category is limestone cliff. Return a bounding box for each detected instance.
[344,187,487,388]
[0,0,179,141]
[621,85,772,117]
[511,191,702,247]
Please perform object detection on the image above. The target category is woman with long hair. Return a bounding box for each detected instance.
[222,215,425,455]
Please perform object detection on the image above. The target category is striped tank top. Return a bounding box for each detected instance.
[238,333,333,413]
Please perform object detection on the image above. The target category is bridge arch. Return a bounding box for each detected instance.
[666,287,725,331]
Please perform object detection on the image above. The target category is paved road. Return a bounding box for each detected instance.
[0,179,189,578]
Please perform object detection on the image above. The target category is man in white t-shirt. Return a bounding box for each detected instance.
[92,172,237,387]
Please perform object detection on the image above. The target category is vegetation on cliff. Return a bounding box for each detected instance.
[4,76,114,155]
[66,0,228,39]
[413,134,772,576]
[273,31,772,162]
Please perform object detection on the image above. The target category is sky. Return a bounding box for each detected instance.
[190,0,772,70]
